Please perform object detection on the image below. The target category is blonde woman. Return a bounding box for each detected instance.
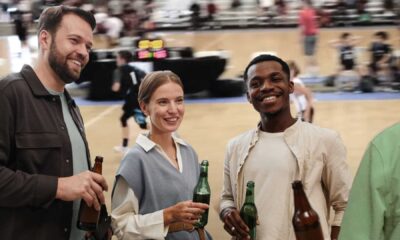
[111,71,212,240]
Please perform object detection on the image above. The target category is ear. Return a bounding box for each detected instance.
[38,30,51,51]
[246,91,252,104]
[288,79,294,94]
[139,101,148,116]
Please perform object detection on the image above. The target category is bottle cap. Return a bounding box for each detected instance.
[95,156,104,163]
[247,181,255,187]
[201,160,209,166]
[292,180,303,189]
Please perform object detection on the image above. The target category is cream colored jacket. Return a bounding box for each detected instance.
[219,119,352,238]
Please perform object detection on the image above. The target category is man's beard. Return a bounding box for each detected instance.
[48,41,82,84]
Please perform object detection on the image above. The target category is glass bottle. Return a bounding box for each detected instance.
[240,181,257,240]
[292,180,324,240]
[77,156,103,231]
[193,160,211,228]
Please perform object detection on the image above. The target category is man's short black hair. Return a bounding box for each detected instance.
[341,32,350,39]
[243,54,291,82]
[375,31,388,40]
[117,50,133,62]
[38,5,96,36]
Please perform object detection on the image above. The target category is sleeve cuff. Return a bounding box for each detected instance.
[34,174,58,208]
[332,211,344,226]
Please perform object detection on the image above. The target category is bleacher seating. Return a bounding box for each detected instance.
[148,0,398,31]
[0,0,397,36]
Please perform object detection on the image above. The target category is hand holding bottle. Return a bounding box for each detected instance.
[222,208,250,239]
[56,170,108,211]
[163,200,209,226]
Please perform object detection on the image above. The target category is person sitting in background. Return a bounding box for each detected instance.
[288,60,315,123]
[369,31,393,85]
[329,32,362,91]
[339,122,400,240]
[111,71,212,240]
[112,50,147,153]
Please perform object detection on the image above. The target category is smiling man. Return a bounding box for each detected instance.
[0,6,108,240]
[219,54,352,240]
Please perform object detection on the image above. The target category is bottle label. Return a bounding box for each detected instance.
[193,193,210,227]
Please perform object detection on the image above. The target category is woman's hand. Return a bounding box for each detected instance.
[163,200,208,226]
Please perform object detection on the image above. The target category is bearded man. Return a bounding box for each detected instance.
[0,6,108,240]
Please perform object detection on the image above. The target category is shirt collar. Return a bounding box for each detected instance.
[136,132,187,152]
[253,118,301,144]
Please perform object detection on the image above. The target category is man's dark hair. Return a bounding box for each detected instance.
[341,32,350,39]
[38,5,96,36]
[118,50,133,62]
[243,54,291,82]
[375,31,388,40]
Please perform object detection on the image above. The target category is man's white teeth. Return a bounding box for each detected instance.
[265,96,276,101]
[72,60,81,67]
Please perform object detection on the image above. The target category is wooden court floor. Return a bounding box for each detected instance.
[0,26,399,239]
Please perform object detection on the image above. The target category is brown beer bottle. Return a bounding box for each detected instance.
[292,180,324,240]
[77,156,103,231]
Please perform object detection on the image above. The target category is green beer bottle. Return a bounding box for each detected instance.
[193,160,211,228]
[240,181,257,240]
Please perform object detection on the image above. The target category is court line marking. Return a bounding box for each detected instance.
[85,105,119,128]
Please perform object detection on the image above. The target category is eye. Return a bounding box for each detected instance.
[176,97,184,104]
[70,38,78,44]
[158,99,168,105]
[271,75,283,82]
[249,80,260,88]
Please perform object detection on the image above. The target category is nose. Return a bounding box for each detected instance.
[76,43,89,61]
[260,79,273,91]
[168,102,178,113]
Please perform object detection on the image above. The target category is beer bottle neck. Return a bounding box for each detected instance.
[92,157,103,174]
[292,182,311,211]
[199,166,208,182]
[244,187,255,204]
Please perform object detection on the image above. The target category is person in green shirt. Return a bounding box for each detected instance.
[339,122,400,240]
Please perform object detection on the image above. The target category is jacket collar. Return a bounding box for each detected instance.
[20,65,76,106]
[20,65,52,97]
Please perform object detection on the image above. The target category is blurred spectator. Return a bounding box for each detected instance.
[298,0,319,77]
[189,1,201,29]
[369,31,393,84]
[207,0,217,21]
[274,0,287,16]
[329,32,361,71]
[121,8,141,37]
[0,0,10,21]
[332,0,348,26]
[231,0,241,9]
[384,0,394,13]
[111,50,147,153]
[61,0,84,7]
[94,10,124,46]
[12,0,31,50]
[288,60,315,123]
[330,32,363,91]
[356,0,371,23]
[142,0,155,30]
